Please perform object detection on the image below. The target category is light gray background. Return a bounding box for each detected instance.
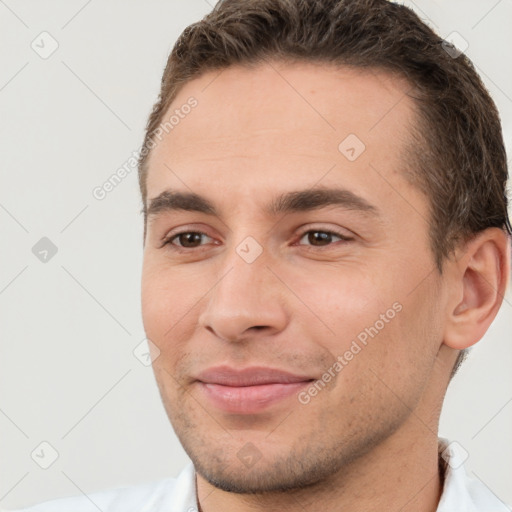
[1,0,511,509]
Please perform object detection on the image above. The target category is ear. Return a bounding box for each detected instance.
[443,228,511,350]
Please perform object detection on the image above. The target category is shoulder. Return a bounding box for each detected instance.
[4,463,196,512]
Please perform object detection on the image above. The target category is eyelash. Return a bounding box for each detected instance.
[161,228,353,252]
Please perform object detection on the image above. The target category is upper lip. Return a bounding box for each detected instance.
[195,366,314,386]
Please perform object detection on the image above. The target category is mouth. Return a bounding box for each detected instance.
[194,365,315,414]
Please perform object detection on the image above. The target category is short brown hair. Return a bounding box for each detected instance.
[138,0,511,375]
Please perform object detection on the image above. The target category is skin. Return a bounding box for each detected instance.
[141,61,510,512]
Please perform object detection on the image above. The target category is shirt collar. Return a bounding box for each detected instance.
[436,437,477,511]
[436,437,510,511]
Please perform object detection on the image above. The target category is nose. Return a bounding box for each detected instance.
[197,249,288,343]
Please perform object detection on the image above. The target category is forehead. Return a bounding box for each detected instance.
[145,61,421,218]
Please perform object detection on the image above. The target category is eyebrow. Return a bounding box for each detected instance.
[145,186,380,221]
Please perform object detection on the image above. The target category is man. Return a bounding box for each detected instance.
[11,0,511,510]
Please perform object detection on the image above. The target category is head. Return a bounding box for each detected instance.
[139,0,511,494]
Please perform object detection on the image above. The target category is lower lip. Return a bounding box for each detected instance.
[197,381,312,414]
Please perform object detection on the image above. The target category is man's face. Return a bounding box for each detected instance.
[141,62,448,492]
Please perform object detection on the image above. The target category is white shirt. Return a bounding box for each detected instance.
[6,438,510,512]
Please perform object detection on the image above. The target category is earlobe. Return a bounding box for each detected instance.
[443,228,511,350]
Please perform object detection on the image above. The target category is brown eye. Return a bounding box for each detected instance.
[298,230,352,247]
[164,231,213,249]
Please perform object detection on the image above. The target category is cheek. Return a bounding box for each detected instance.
[141,262,184,354]
[354,279,442,404]
[141,264,166,339]
[141,260,209,363]
[289,266,386,348]
[291,261,437,384]
[142,259,189,323]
